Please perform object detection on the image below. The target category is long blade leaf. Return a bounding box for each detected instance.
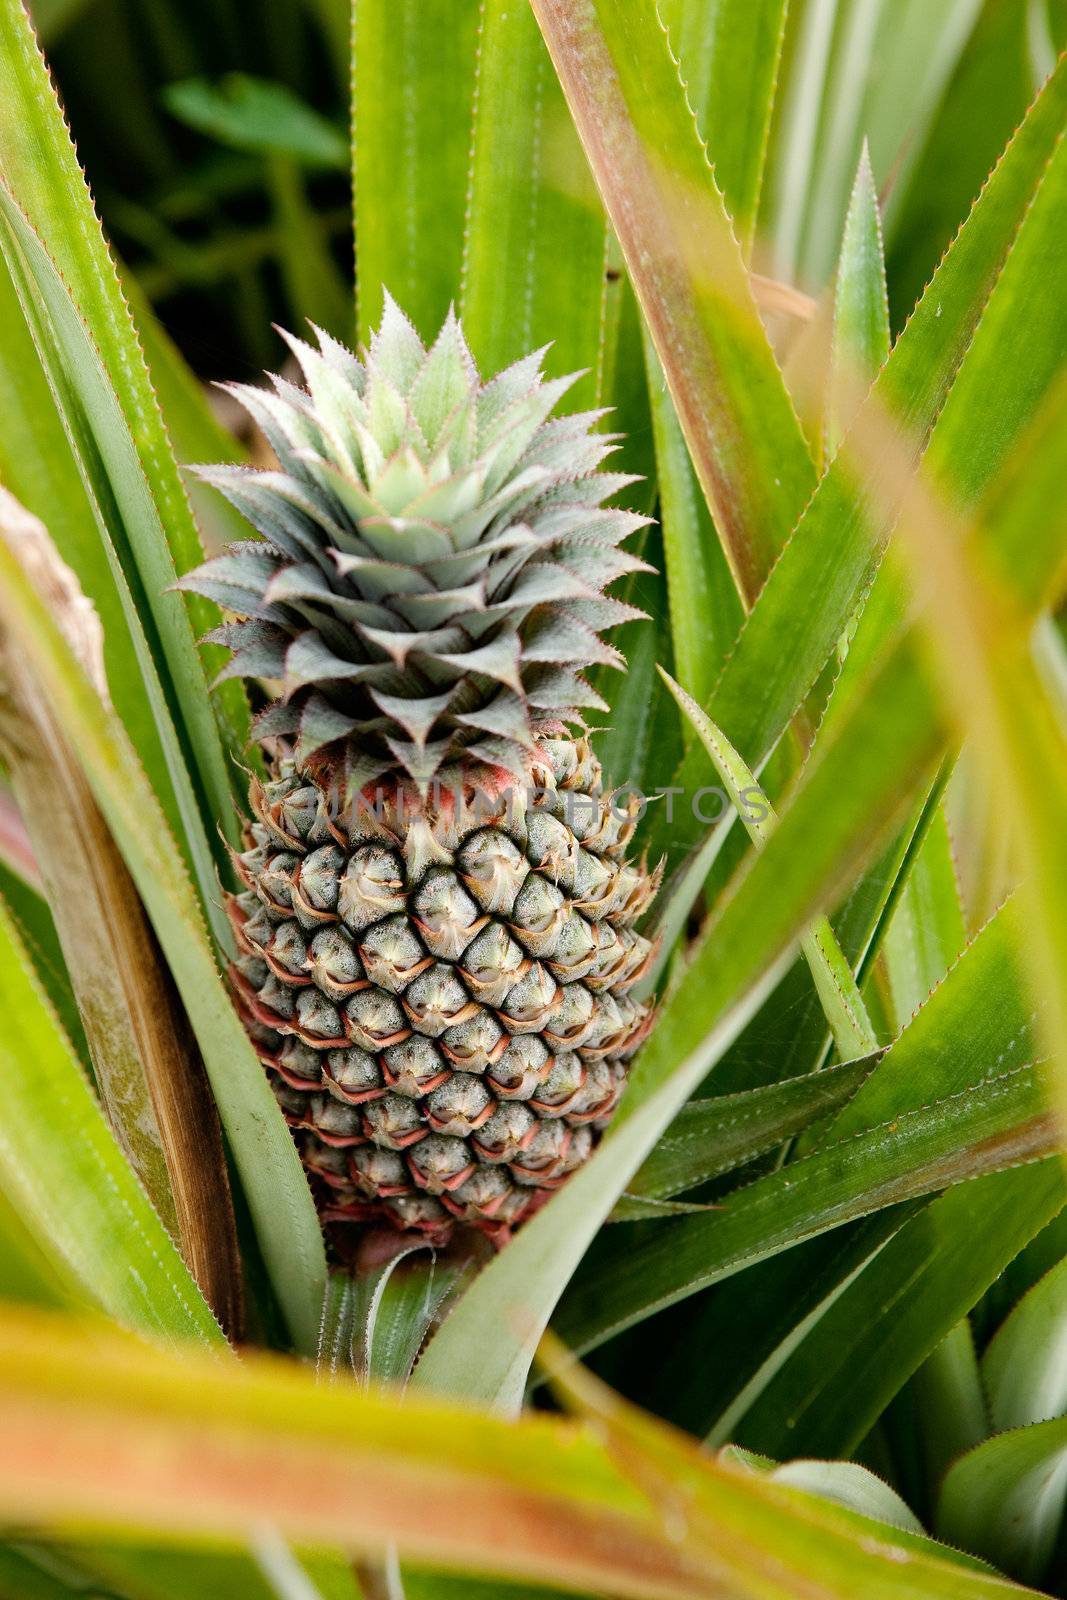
[532,0,817,601]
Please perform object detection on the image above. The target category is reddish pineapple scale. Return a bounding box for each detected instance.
[228,732,657,1245]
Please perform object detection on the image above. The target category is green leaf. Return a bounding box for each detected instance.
[353,0,480,342]
[660,667,877,1061]
[0,0,243,875]
[704,777,942,1098]
[823,92,1067,746]
[123,272,254,554]
[616,1055,876,1217]
[763,0,982,289]
[870,0,987,242]
[0,1544,103,1600]
[0,862,89,1074]
[266,154,352,338]
[699,898,1049,1454]
[0,515,326,1355]
[320,1249,474,1388]
[0,898,221,1346]
[532,0,817,602]
[716,1166,1061,1461]
[680,1213,918,1444]
[827,142,891,454]
[660,0,789,249]
[0,193,234,951]
[0,247,206,890]
[0,1177,78,1312]
[908,1318,989,1506]
[650,53,1067,869]
[884,0,1034,320]
[72,1544,323,1600]
[164,76,348,168]
[937,1414,1067,1584]
[760,0,840,284]
[645,335,744,712]
[0,1304,1041,1600]
[820,900,1032,1142]
[784,2,886,291]
[882,803,966,1031]
[461,0,607,410]
[883,415,1067,1145]
[983,1252,1067,1431]
[551,1342,1030,1599]
[557,1062,1057,1360]
[730,1453,924,1537]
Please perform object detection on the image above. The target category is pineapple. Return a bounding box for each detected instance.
[182,296,659,1242]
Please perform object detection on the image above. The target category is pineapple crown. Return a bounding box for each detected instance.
[180,294,652,801]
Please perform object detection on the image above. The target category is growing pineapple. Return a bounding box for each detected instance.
[182,296,658,1242]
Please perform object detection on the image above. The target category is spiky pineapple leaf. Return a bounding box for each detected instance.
[123,271,253,554]
[558,1060,1058,1360]
[937,1414,1067,1585]
[659,0,788,250]
[0,507,326,1354]
[645,334,743,712]
[983,1252,1067,1432]
[0,189,234,951]
[695,900,1047,1457]
[353,0,479,342]
[639,0,786,704]
[820,900,1033,1146]
[0,898,221,1345]
[320,1248,473,1390]
[0,0,251,852]
[725,1452,924,1538]
[0,251,210,900]
[650,53,1067,871]
[759,0,840,285]
[827,142,891,454]
[0,1303,1042,1600]
[546,1340,1028,1599]
[614,1055,875,1218]
[764,0,982,290]
[882,803,966,1030]
[861,387,1067,1140]
[882,0,1036,321]
[660,667,878,1062]
[714,1166,1061,1461]
[870,0,987,243]
[0,860,89,1074]
[671,1213,915,1444]
[461,0,607,411]
[532,0,818,605]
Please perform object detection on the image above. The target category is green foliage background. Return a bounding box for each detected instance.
[0,0,1064,1597]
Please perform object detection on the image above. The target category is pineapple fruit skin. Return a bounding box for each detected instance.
[229,733,655,1241]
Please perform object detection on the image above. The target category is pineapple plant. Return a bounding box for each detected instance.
[181,301,658,1242]
[0,0,1066,1595]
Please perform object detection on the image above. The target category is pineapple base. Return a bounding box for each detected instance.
[228,734,657,1244]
